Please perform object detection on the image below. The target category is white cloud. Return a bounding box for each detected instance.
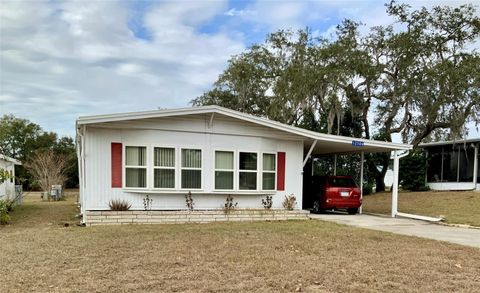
[250,1,307,29]
[1,0,478,138]
[232,0,380,31]
[0,0,244,136]
[224,8,256,17]
[0,94,16,102]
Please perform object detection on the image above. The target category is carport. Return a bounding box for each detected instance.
[195,107,414,217]
[300,134,412,217]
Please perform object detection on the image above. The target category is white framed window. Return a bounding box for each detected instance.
[214,151,234,190]
[239,152,257,190]
[125,146,147,188]
[181,148,202,189]
[262,153,276,190]
[153,147,175,189]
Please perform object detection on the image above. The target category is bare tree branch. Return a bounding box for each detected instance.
[25,150,68,192]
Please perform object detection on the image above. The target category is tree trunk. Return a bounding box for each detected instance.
[375,176,386,192]
[366,152,390,193]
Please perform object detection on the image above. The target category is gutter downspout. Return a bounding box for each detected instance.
[82,125,86,223]
[76,124,86,224]
[391,150,409,218]
[359,152,364,214]
[473,144,478,190]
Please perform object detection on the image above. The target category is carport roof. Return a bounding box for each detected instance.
[77,105,412,154]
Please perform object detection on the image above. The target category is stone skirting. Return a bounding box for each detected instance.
[85,209,310,226]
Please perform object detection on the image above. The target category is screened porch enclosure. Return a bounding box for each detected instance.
[426,145,479,183]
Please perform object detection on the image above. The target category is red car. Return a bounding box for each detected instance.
[311,175,362,214]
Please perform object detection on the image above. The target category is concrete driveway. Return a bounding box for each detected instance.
[310,212,480,248]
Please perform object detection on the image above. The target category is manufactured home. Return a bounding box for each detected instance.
[76,106,411,225]
[420,138,479,191]
[0,154,21,200]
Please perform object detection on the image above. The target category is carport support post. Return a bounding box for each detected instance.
[333,155,337,175]
[359,152,364,214]
[474,144,478,187]
[424,149,428,186]
[391,150,399,218]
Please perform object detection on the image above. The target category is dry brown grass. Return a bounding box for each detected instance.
[3,190,79,228]
[363,190,480,227]
[1,191,479,292]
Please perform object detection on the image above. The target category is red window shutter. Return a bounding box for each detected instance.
[111,143,122,188]
[277,152,286,191]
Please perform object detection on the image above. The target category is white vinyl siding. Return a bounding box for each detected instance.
[239,152,257,190]
[153,147,175,189]
[82,124,305,211]
[215,151,234,190]
[125,146,147,188]
[262,153,276,190]
[181,149,202,189]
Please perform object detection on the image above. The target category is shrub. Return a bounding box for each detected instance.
[2,199,16,212]
[0,168,11,184]
[0,200,11,225]
[185,191,194,211]
[400,151,429,191]
[108,199,131,211]
[223,195,238,214]
[282,194,296,210]
[362,182,374,196]
[143,195,152,211]
[261,195,273,210]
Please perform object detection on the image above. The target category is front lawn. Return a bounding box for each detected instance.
[0,191,478,292]
[363,191,480,227]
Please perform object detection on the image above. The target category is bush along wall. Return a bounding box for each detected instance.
[399,151,429,192]
[0,200,12,224]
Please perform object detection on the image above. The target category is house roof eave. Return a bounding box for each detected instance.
[76,105,412,152]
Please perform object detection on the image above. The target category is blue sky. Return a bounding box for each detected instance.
[0,0,478,138]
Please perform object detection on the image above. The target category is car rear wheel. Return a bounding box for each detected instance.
[347,208,358,215]
[312,201,321,214]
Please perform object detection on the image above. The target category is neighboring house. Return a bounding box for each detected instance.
[0,154,21,200]
[420,138,479,191]
[76,106,411,224]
